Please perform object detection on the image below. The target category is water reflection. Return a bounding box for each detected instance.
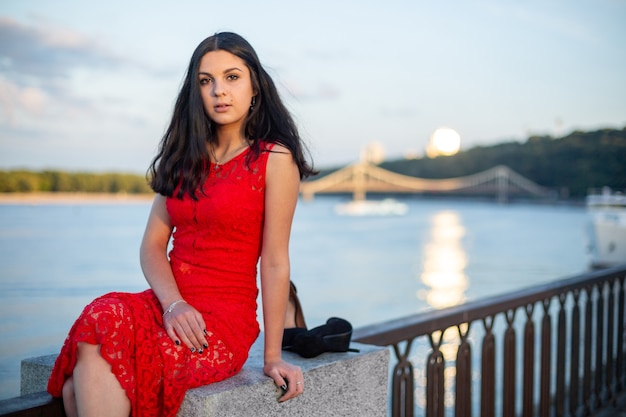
[418,211,468,308]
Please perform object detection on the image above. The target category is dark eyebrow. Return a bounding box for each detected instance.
[198,67,244,77]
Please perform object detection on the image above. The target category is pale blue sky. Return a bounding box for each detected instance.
[1,0,625,172]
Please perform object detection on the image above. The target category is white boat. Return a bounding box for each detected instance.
[334,198,409,216]
[586,187,626,268]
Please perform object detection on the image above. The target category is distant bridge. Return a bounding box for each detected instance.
[300,162,552,202]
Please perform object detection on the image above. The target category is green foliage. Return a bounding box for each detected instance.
[378,127,626,198]
[0,170,41,192]
[0,170,152,194]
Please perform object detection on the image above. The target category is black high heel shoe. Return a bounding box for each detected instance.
[282,281,307,350]
[286,317,359,358]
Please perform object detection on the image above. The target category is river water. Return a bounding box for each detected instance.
[0,196,590,400]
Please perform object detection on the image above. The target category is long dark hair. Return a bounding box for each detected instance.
[148,32,316,199]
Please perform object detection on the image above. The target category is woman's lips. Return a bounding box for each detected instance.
[214,103,230,113]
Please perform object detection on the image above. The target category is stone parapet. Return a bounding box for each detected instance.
[18,337,389,417]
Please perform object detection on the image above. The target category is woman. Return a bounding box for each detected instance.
[47,32,316,417]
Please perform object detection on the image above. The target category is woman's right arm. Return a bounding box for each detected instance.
[140,194,207,351]
[140,194,181,309]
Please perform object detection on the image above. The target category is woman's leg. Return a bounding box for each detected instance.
[61,377,78,417]
[70,342,131,417]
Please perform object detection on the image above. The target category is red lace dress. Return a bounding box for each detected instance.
[47,143,274,417]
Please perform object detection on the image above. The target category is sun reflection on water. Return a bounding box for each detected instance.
[418,211,468,309]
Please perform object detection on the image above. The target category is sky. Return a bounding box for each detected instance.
[0,0,625,173]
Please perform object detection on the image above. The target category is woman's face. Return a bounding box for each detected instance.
[198,50,255,131]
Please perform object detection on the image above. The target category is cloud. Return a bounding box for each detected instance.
[0,17,166,132]
[0,17,125,81]
[0,17,176,171]
[0,79,49,124]
[0,17,126,123]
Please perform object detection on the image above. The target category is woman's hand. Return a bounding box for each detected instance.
[264,359,304,402]
[162,301,209,354]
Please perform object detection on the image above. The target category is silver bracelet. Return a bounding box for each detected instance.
[162,299,186,318]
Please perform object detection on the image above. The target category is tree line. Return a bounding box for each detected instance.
[0,170,152,194]
[2,127,624,198]
[378,127,625,198]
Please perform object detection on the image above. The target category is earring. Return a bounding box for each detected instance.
[250,96,256,110]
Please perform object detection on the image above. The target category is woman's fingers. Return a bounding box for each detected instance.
[163,305,208,352]
[279,373,304,402]
[264,361,304,402]
[164,322,181,346]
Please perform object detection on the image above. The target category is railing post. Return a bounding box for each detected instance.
[606,280,616,404]
[583,286,594,415]
[503,310,517,417]
[455,324,472,417]
[481,317,496,417]
[569,290,582,416]
[426,331,445,417]
[522,305,535,417]
[595,282,605,407]
[391,340,415,417]
[540,299,552,417]
[617,276,625,393]
[555,294,567,416]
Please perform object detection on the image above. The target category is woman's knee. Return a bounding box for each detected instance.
[62,376,74,400]
[75,342,110,375]
[62,376,78,417]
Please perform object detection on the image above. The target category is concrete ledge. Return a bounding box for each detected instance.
[20,354,59,396]
[20,337,389,417]
[0,391,64,417]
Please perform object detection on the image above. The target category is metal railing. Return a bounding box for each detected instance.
[353,264,626,417]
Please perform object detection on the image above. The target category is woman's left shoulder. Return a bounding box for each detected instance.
[259,140,287,154]
[269,143,291,156]
[259,141,292,161]
[263,142,297,177]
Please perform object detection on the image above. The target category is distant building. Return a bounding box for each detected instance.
[361,142,385,164]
